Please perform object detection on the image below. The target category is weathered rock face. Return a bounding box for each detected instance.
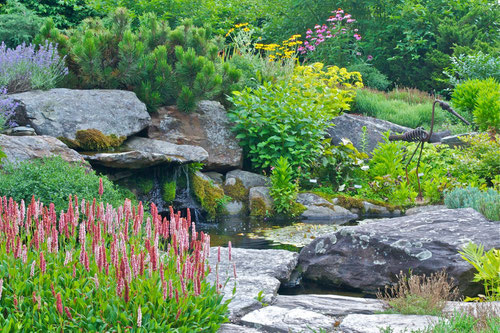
[298,208,500,295]
[328,114,410,154]
[11,89,151,139]
[207,247,298,321]
[339,314,441,333]
[297,193,358,222]
[225,170,269,189]
[249,187,273,216]
[148,101,242,171]
[82,137,208,169]
[0,134,86,165]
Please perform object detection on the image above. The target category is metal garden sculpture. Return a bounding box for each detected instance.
[388,100,470,200]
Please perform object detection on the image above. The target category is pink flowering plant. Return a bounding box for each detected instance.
[299,9,363,67]
[0,189,230,330]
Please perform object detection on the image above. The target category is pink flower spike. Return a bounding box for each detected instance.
[0,279,3,300]
[98,178,104,197]
[228,241,232,261]
[56,293,63,315]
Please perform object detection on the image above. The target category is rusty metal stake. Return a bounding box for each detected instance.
[389,100,470,200]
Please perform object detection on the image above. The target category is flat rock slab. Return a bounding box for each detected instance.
[226,170,270,189]
[299,208,500,295]
[148,101,242,171]
[274,294,385,317]
[11,89,150,139]
[0,134,86,165]
[241,306,337,333]
[339,314,441,333]
[405,205,447,216]
[82,137,209,169]
[208,247,298,321]
[218,324,262,333]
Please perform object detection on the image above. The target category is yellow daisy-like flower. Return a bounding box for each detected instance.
[225,28,235,37]
[243,28,250,32]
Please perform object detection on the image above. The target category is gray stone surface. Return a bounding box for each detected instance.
[405,205,447,216]
[0,134,86,166]
[274,294,385,317]
[218,324,261,333]
[208,247,298,321]
[241,306,337,333]
[328,114,410,154]
[339,314,441,333]
[204,171,224,185]
[148,101,242,171]
[297,193,358,222]
[12,89,150,139]
[226,170,270,189]
[249,187,273,214]
[225,200,245,216]
[441,132,477,148]
[298,208,500,295]
[83,137,208,169]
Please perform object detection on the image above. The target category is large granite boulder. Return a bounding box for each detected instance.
[82,137,208,169]
[328,114,410,154]
[0,134,85,166]
[11,89,151,139]
[148,101,242,171]
[298,208,500,295]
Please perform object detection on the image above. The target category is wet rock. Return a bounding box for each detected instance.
[298,208,500,295]
[328,114,410,154]
[249,187,273,216]
[274,294,384,316]
[297,193,358,222]
[240,306,337,333]
[0,134,86,166]
[148,101,242,171]
[225,200,245,216]
[339,314,441,333]
[2,126,36,136]
[11,89,150,139]
[225,170,269,190]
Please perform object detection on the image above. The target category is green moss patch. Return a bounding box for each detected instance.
[192,172,226,220]
[162,180,176,204]
[223,178,249,202]
[59,129,126,151]
[250,197,273,217]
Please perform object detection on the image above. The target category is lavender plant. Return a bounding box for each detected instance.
[0,88,18,131]
[0,41,68,93]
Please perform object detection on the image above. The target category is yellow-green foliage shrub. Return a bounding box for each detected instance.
[228,63,362,173]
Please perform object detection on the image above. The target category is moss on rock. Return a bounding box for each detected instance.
[250,197,271,217]
[60,129,126,152]
[223,178,249,202]
[192,172,226,220]
[162,180,176,204]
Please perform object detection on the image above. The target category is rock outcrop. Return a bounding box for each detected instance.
[11,89,151,139]
[298,208,500,295]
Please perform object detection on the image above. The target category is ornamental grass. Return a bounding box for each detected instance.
[0,184,230,331]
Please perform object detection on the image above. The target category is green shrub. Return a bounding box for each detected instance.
[228,63,361,173]
[348,63,391,91]
[459,243,500,301]
[0,0,42,48]
[269,157,301,216]
[444,51,500,87]
[37,8,240,112]
[59,129,126,151]
[0,157,132,212]
[451,78,500,130]
[444,187,500,221]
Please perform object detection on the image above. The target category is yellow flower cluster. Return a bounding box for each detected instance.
[226,23,250,36]
[255,35,303,61]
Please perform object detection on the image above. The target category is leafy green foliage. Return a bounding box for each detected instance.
[348,63,390,91]
[0,145,6,163]
[0,157,131,212]
[228,63,361,173]
[269,157,300,216]
[444,51,500,87]
[452,78,500,129]
[0,0,43,48]
[444,187,500,221]
[459,243,500,301]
